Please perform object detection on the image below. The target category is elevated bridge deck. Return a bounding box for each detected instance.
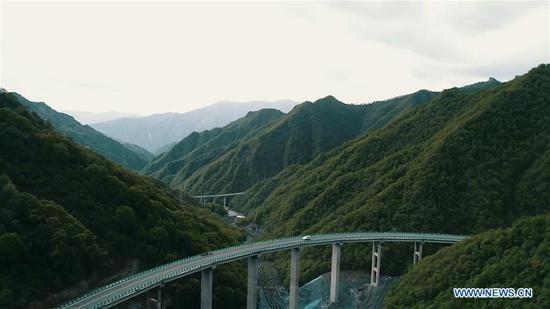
[57,232,465,309]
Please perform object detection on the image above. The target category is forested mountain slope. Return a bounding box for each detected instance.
[240,65,549,238]
[0,93,244,308]
[230,65,547,285]
[123,142,155,162]
[91,100,298,152]
[169,96,372,194]
[385,214,550,308]
[149,90,441,194]
[143,109,285,185]
[12,93,150,170]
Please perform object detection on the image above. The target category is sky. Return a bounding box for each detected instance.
[1,1,548,115]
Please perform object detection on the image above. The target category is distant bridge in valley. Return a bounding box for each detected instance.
[56,232,465,309]
[191,192,246,207]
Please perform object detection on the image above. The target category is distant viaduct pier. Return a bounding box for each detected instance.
[56,232,465,309]
[191,192,246,207]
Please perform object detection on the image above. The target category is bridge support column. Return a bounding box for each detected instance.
[413,242,423,265]
[330,243,342,303]
[156,284,163,309]
[224,196,227,208]
[289,248,300,309]
[201,268,213,309]
[370,242,382,287]
[247,255,259,309]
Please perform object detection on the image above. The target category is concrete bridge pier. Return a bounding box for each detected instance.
[330,243,342,303]
[289,248,300,309]
[413,242,423,265]
[223,196,227,208]
[201,268,213,309]
[247,255,259,309]
[370,242,382,287]
[156,284,163,309]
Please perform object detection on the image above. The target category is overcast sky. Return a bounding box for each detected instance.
[1,1,548,115]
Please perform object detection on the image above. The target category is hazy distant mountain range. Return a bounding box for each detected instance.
[10,93,152,170]
[143,78,504,195]
[63,110,141,124]
[143,91,441,193]
[91,100,298,153]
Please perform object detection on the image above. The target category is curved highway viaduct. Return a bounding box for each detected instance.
[56,232,465,309]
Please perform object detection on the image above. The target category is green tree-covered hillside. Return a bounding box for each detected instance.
[229,65,549,283]
[0,93,244,308]
[147,90,442,194]
[242,65,549,237]
[143,109,285,185]
[12,93,151,170]
[385,214,550,308]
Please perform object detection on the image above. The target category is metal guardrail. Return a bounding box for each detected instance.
[56,232,465,309]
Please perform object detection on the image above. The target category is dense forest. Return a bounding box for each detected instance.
[12,93,152,170]
[123,142,156,162]
[2,63,546,307]
[228,65,549,284]
[385,214,550,308]
[143,108,286,185]
[145,89,444,194]
[0,93,246,308]
[239,65,548,235]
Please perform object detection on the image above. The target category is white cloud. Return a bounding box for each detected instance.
[0,1,548,114]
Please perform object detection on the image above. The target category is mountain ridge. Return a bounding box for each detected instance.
[63,110,141,125]
[11,93,151,171]
[143,108,286,185]
[220,65,548,284]
[0,92,246,307]
[92,99,298,152]
[240,66,548,236]
[146,90,442,195]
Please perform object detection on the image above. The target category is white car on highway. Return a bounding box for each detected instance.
[302,235,312,240]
